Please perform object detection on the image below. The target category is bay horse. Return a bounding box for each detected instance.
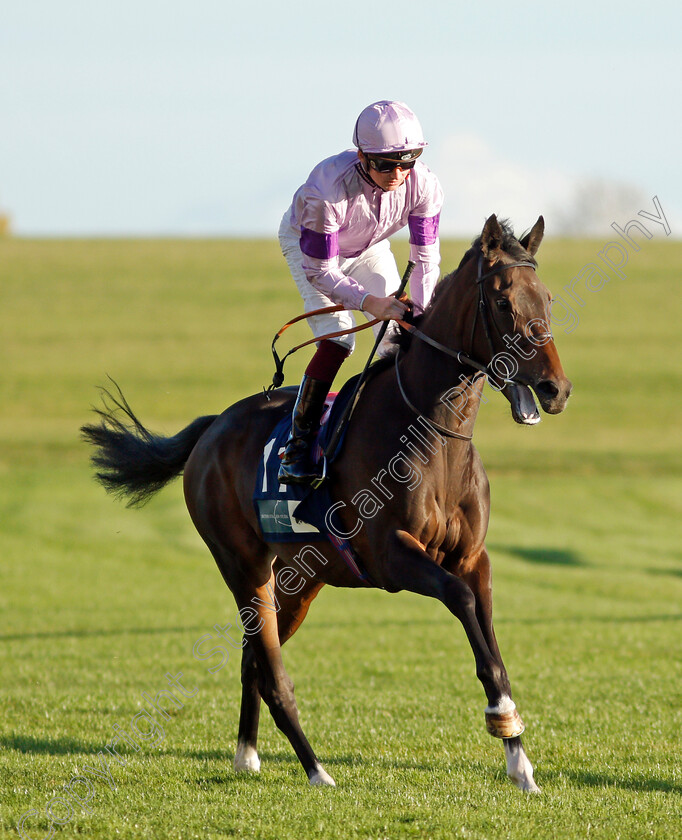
[82,214,571,793]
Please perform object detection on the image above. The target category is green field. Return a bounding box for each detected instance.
[1,235,681,840]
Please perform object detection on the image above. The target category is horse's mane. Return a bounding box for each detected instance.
[386,218,536,355]
[455,217,536,273]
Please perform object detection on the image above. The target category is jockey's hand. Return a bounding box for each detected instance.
[362,294,409,322]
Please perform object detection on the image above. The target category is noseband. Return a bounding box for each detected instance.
[394,254,539,438]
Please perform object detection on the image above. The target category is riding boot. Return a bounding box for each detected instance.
[278,375,331,485]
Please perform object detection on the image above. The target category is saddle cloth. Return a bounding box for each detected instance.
[253,374,374,585]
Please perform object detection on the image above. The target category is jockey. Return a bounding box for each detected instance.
[278,100,443,484]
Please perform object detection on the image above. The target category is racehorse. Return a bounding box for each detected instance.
[82,214,571,793]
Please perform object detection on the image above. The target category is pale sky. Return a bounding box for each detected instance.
[1,0,680,237]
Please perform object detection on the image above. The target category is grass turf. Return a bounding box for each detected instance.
[1,235,681,839]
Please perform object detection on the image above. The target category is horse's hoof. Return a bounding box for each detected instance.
[308,765,336,787]
[510,773,541,793]
[504,739,540,792]
[234,743,261,773]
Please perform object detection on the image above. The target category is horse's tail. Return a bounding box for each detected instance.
[81,382,218,508]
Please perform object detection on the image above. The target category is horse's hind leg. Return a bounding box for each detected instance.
[234,642,261,772]
[234,570,324,775]
[233,573,333,786]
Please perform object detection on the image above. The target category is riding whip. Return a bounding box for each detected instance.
[323,260,416,464]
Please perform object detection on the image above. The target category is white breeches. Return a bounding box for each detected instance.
[279,219,401,354]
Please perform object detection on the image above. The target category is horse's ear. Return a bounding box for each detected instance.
[480,214,504,257]
[519,215,545,256]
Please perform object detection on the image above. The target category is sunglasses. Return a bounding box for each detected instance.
[366,150,422,173]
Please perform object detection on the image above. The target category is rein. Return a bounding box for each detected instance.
[393,350,475,440]
[269,305,381,389]
[268,254,539,447]
[390,256,538,439]
[396,256,539,372]
[405,255,537,375]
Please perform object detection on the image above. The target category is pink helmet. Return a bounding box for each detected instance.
[352,100,427,154]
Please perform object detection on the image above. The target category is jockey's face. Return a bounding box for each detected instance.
[358,151,410,192]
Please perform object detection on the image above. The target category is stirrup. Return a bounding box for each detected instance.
[278,464,318,485]
[277,442,320,485]
[310,455,327,489]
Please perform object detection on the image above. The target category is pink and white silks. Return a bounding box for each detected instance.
[279,150,443,354]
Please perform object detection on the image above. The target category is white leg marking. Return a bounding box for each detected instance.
[504,740,541,793]
[485,694,516,715]
[234,742,261,773]
[308,763,336,787]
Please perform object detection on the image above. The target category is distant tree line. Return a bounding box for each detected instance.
[552,178,648,236]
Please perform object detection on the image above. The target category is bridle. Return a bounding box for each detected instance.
[470,254,537,361]
[393,254,539,439]
[402,254,539,373]
[269,252,547,445]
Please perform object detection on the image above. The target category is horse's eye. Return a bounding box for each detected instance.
[496,298,510,311]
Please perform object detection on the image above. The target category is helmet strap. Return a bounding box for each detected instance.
[356,152,376,187]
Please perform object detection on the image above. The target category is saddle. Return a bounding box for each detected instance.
[253,374,375,585]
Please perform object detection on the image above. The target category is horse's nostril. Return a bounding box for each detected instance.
[537,380,559,400]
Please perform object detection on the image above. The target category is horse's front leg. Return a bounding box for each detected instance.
[459,547,540,792]
[383,530,538,791]
[384,530,509,707]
